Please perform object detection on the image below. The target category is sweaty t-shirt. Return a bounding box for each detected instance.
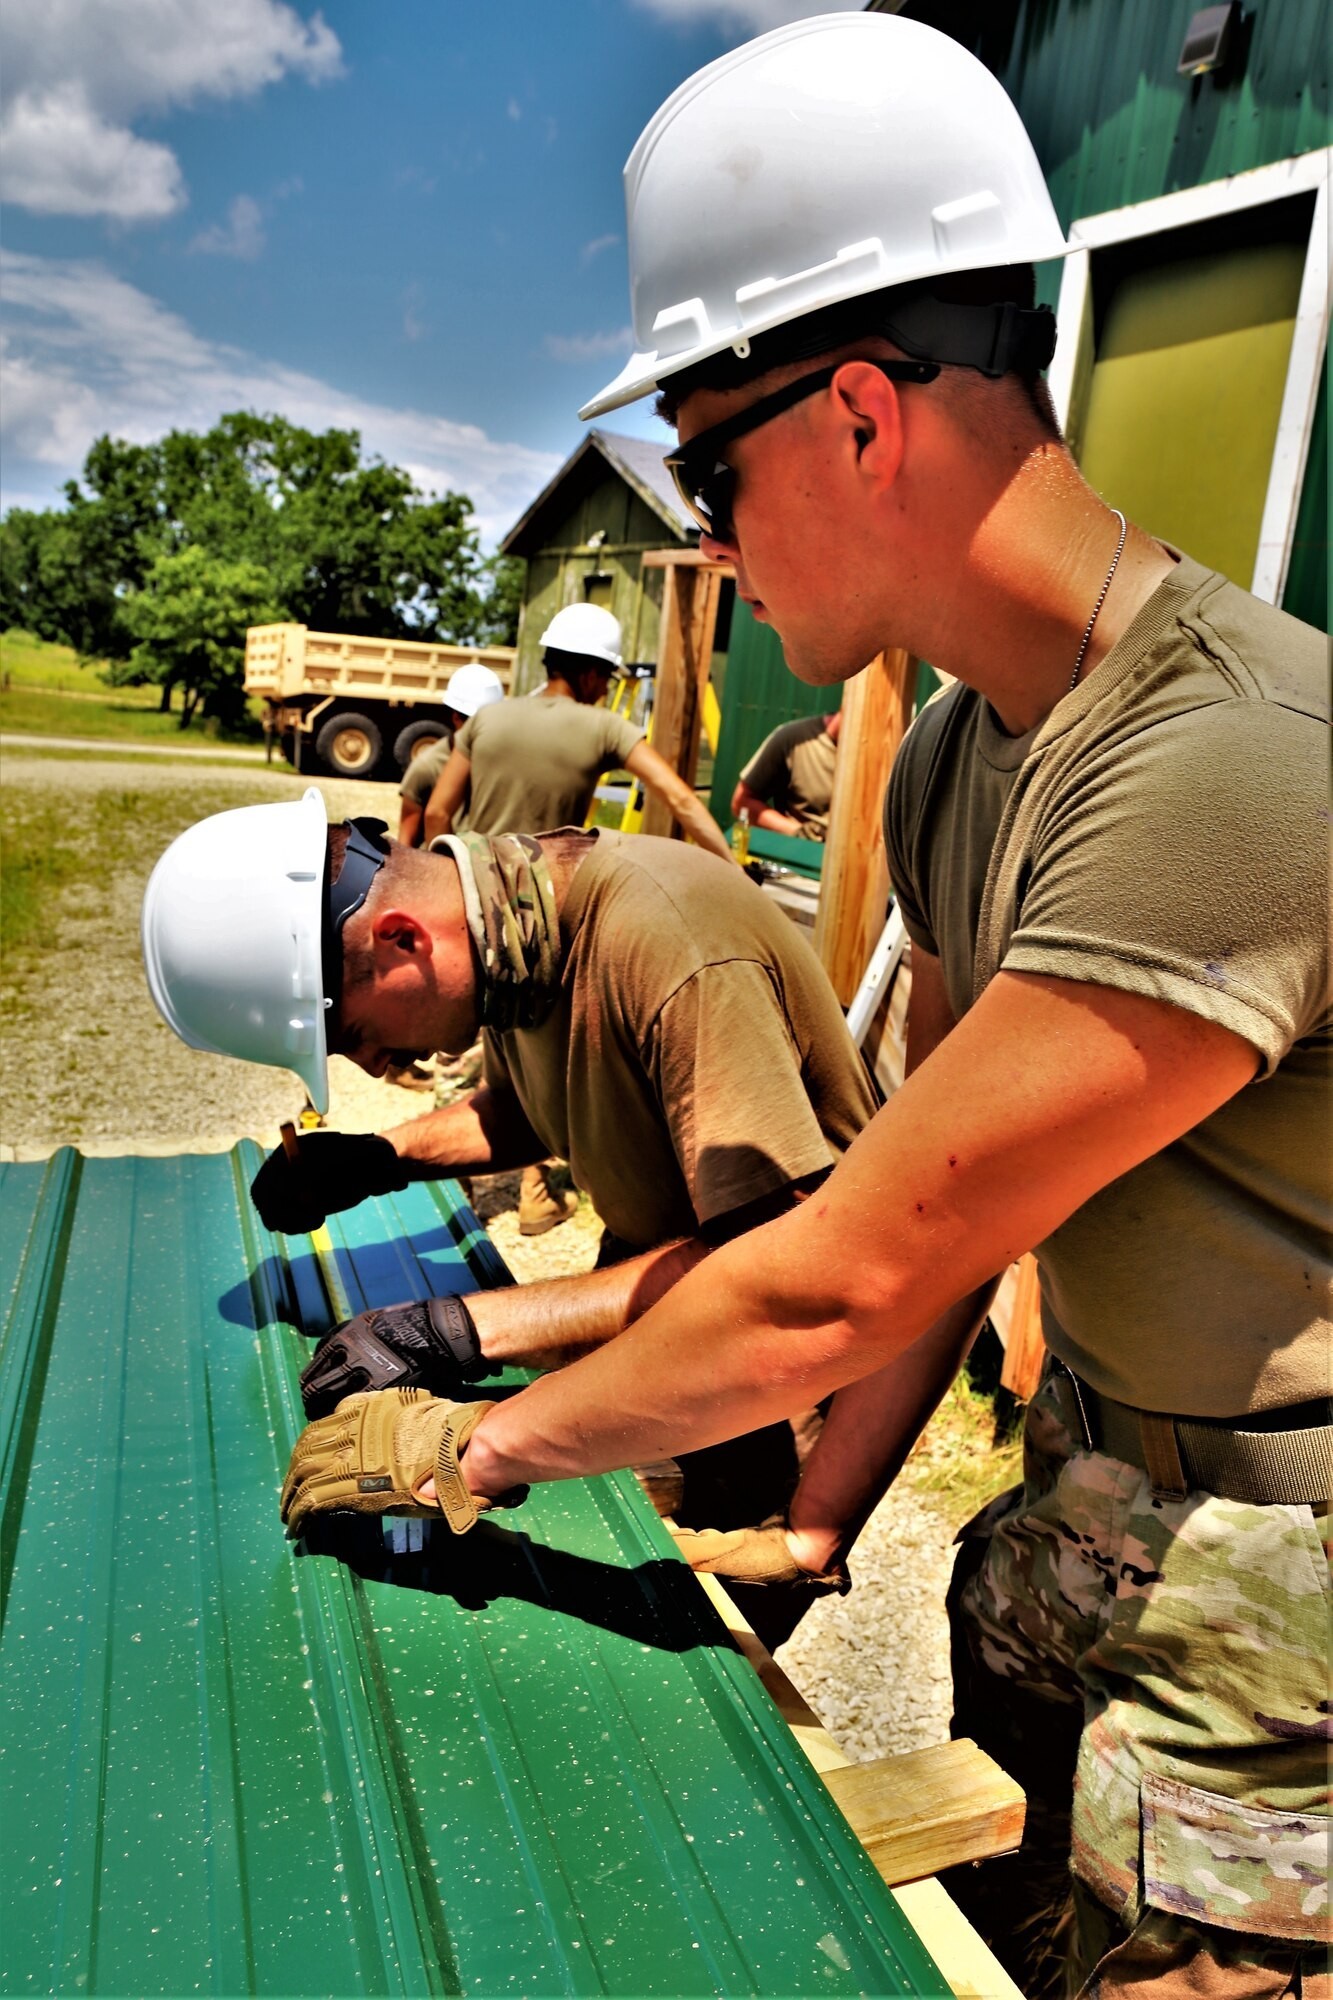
[481,831,879,1247]
[884,553,1330,1417]
[456,694,644,836]
[740,716,838,840]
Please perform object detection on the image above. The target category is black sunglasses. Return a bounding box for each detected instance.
[663,357,939,543]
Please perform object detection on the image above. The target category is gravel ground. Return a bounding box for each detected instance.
[0,748,997,1762]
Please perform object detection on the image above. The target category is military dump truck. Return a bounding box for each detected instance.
[244,623,516,778]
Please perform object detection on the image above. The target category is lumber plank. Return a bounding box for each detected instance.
[693,1568,1026,1996]
[641,558,725,839]
[891,1880,1025,2000]
[822,1739,1025,1887]
[814,646,915,1005]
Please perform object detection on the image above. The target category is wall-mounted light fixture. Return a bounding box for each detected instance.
[1177,3,1241,76]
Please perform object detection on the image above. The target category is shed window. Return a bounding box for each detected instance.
[583,571,615,611]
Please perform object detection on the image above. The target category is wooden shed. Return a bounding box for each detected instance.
[500,428,703,694]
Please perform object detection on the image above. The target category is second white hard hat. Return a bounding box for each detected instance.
[581,11,1067,418]
[539,602,624,669]
[445,661,505,718]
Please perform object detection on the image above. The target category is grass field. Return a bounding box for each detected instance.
[0,630,261,745]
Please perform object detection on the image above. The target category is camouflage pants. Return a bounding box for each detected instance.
[942,1364,1330,1999]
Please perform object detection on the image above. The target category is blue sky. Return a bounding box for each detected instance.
[1,0,844,542]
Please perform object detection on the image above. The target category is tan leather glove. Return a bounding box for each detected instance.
[669,1519,850,1595]
[280,1387,526,1540]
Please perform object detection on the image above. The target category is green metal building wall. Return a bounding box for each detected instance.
[905,0,1330,629]
[708,602,840,827]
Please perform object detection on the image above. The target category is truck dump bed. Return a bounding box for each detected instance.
[244,624,515,704]
[0,1151,944,1997]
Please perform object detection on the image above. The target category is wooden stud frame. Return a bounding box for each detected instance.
[639,548,733,839]
[1046,147,1331,604]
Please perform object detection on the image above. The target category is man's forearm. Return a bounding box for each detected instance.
[785,1280,999,1574]
[675,792,735,864]
[469,1235,711,1370]
[381,1088,549,1178]
[422,803,452,844]
[459,969,1258,1501]
[733,782,800,838]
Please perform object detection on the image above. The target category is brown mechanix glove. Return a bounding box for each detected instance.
[670,1518,851,1596]
[280,1387,527,1541]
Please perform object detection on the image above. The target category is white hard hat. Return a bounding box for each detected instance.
[141,788,388,1115]
[445,661,505,718]
[581,11,1067,418]
[539,602,624,669]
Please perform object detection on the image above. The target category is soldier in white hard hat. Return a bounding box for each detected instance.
[142,791,880,1647]
[419,602,733,1231]
[397,661,505,850]
[421,602,732,861]
[272,15,1328,1996]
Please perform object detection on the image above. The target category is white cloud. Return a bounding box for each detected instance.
[545,326,634,365]
[579,232,620,268]
[0,250,561,544]
[631,0,849,33]
[506,96,523,121]
[0,0,342,222]
[189,194,266,259]
[0,84,185,219]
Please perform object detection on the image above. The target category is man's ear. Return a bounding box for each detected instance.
[369,907,430,957]
[831,360,906,491]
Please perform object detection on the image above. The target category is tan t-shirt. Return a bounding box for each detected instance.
[740,715,838,840]
[398,735,453,809]
[456,694,644,836]
[481,831,879,1247]
[884,553,1330,1416]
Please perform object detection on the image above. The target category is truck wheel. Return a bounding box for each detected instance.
[393,718,450,771]
[316,711,383,778]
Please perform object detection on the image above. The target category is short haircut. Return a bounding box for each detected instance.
[544,646,613,680]
[654,264,1061,438]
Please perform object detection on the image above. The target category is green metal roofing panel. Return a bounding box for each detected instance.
[1,1149,945,1998]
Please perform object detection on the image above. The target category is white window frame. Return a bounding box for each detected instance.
[1047,148,1330,604]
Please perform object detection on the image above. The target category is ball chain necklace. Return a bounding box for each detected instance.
[1069,509,1128,694]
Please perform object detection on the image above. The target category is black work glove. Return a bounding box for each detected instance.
[301,1295,497,1418]
[250,1132,412,1234]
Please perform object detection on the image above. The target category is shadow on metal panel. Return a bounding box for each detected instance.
[0,1146,944,1998]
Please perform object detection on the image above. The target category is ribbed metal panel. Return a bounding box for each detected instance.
[905,0,1330,220]
[0,1149,943,1997]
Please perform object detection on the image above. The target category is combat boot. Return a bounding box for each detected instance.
[518,1161,578,1235]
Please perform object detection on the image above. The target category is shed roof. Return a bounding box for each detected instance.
[501,428,695,555]
[0,1148,942,1997]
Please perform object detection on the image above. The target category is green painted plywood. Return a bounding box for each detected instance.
[1078,235,1305,583]
[0,1151,944,1997]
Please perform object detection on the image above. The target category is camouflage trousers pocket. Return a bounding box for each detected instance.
[1141,1775,1331,1948]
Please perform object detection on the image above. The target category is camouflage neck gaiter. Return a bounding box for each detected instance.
[437,832,562,1033]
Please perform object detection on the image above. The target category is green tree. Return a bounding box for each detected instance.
[476,556,525,646]
[122,546,283,729]
[3,412,509,659]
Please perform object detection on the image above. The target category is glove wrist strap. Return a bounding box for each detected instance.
[426,1295,494,1380]
[434,1401,493,1534]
